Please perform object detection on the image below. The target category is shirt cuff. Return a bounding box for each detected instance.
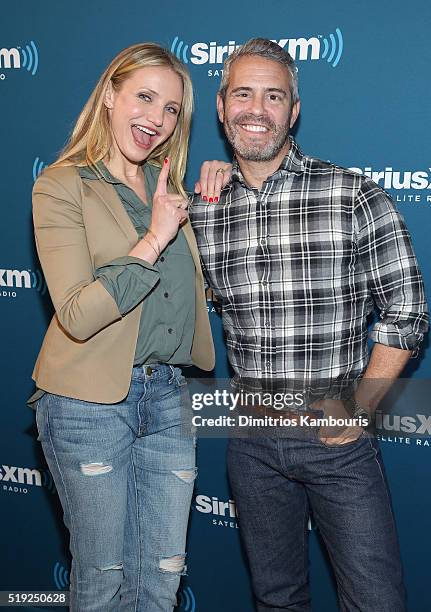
[370,320,425,357]
[95,256,159,315]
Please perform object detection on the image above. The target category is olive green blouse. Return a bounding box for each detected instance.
[79,162,195,367]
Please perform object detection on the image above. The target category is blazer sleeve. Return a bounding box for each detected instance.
[32,167,123,341]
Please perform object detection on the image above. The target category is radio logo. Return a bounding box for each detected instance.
[1,463,56,495]
[0,267,47,299]
[178,586,196,612]
[171,28,343,69]
[53,562,70,590]
[0,41,39,80]
[33,157,48,182]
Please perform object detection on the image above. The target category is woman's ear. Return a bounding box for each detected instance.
[104,81,114,109]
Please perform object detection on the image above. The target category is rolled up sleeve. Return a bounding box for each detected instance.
[354,178,429,355]
[95,256,160,315]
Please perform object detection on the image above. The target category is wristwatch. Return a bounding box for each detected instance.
[345,398,374,428]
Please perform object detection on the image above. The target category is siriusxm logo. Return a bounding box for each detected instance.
[0,41,39,79]
[349,166,431,191]
[195,494,238,528]
[178,586,196,612]
[33,157,48,182]
[53,562,70,590]
[375,412,431,435]
[0,267,47,298]
[171,28,343,69]
[1,463,55,495]
[195,493,238,518]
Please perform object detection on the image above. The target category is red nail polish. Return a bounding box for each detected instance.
[164,157,168,164]
[215,197,219,203]
[209,197,213,203]
[203,196,208,201]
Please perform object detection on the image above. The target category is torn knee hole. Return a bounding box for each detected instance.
[172,468,197,484]
[159,555,186,575]
[80,462,113,476]
[98,562,123,572]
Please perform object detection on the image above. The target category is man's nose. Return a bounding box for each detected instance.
[248,93,265,116]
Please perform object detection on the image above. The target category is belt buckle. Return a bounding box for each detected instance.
[145,366,153,376]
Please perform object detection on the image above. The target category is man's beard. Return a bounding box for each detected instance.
[223,112,291,162]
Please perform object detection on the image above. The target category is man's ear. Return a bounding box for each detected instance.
[104,80,114,109]
[290,100,300,128]
[216,93,225,124]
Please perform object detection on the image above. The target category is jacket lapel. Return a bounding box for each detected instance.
[83,178,138,244]
[83,176,202,276]
[181,219,203,277]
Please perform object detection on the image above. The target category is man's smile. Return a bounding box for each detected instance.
[239,124,270,133]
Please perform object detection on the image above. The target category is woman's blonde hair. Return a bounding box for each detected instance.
[51,42,193,197]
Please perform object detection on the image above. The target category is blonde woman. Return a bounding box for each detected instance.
[31,43,229,611]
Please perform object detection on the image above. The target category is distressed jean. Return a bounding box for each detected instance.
[227,428,406,612]
[36,364,196,612]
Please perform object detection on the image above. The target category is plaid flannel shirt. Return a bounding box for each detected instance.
[190,139,428,391]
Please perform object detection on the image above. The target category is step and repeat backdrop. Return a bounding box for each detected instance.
[1,1,430,610]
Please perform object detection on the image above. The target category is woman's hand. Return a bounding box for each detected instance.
[195,160,232,202]
[128,157,188,262]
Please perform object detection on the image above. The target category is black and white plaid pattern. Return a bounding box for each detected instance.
[190,139,428,388]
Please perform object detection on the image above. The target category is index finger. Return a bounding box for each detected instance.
[155,157,170,196]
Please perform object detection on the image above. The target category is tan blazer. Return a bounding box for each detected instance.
[32,166,215,403]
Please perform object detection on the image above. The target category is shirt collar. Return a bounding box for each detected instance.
[79,161,135,184]
[231,136,305,186]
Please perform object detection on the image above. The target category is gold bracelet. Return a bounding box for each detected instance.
[143,235,159,259]
[144,230,160,256]
[147,229,162,256]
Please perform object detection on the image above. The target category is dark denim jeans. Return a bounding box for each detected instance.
[227,429,406,611]
[36,364,195,612]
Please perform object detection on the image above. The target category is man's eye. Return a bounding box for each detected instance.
[269,94,281,101]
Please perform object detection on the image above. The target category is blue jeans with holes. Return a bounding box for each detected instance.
[36,364,195,612]
[227,428,406,612]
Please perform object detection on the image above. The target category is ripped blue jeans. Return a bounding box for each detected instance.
[36,364,196,612]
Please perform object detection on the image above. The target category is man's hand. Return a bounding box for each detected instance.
[312,398,364,446]
[195,160,232,202]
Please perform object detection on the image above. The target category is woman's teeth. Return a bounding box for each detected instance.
[133,125,157,136]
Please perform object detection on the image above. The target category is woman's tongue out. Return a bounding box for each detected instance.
[132,125,152,149]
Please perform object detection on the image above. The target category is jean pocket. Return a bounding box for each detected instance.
[315,427,369,449]
[171,367,187,388]
[35,396,46,442]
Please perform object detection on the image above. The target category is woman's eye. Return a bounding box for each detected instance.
[166,106,178,115]
[138,93,151,102]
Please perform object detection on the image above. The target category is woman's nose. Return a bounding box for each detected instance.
[146,105,164,127]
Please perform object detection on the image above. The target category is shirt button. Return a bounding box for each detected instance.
[160,256,165,262]
[164,292,169,298]
[264,320,270,327]
[265,361,271,368]
[260,238,267,246]
[168,328,173,334]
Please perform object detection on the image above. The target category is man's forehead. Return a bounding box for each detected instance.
[228,55,290,89]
